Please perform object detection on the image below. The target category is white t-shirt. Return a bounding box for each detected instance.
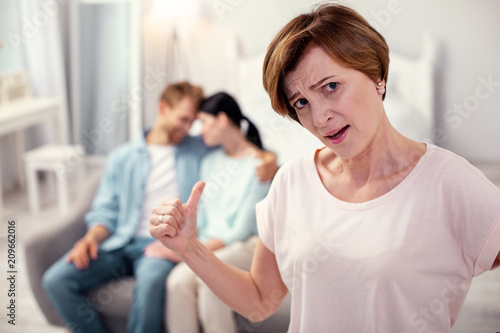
[256,144,500,333]
[136,144,180,238]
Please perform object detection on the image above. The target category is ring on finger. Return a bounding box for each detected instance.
[159,215,164,223]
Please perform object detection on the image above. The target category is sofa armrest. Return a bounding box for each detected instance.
[24,166,102,326]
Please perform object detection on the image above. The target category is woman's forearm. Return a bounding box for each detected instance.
[181,237,282,321]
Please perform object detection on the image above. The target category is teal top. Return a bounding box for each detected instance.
[197,148,270,245]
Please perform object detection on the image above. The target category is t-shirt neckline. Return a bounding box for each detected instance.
[307,143,432,210]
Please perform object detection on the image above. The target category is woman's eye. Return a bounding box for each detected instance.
[325,82,338,92]
[294,98,308,109]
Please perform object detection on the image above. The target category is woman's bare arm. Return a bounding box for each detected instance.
[182,236,287,321]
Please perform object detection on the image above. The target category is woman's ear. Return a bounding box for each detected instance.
[216,111,230,127]
[376,79,385,95]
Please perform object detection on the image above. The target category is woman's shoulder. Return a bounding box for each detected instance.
[272,149,318,183]
[424,143,500,193]
[426,144,483,174]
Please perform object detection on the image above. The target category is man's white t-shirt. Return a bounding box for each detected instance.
[136,144,180,238]
[256,144,500,332]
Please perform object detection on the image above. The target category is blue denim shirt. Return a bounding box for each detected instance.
[85,134,208,251]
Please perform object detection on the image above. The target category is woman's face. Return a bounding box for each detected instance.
[283,45,385,160]
[198,112,223,147]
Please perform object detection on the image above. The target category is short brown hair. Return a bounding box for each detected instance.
[160,81,204,109]
[263,3,389,122]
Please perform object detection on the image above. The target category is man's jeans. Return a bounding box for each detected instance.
[43,237,175,333]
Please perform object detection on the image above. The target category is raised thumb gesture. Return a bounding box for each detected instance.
[150,181,206,255]
[183,181,206,232]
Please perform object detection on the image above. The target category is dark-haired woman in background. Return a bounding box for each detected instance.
[165,92,270,333]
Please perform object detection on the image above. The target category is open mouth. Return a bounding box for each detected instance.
[327,125,350,139]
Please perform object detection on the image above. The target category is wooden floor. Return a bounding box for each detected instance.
[1,165,500,333]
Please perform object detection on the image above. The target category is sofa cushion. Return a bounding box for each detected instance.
[88,277,135,318]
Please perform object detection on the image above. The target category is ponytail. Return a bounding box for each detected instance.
[242,116,263,150]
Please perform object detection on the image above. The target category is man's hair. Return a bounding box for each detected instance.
[263,3,390,123]
[160,81,204,109]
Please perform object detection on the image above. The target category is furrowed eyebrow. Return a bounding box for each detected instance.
[287,75,337,102]
[309,75,336,90]
[288,92,299,103]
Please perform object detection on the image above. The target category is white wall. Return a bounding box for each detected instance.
[199,0,500,163]
[0,0,23,189]
[0,0,24,74]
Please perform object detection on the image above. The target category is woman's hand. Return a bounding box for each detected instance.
[144,241,182,262]
[150,181,205,256]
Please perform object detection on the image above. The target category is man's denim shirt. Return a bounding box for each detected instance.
[85,134,208,251]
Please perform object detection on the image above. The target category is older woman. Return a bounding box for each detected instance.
[150,4,500,332]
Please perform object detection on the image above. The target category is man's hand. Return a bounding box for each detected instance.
[65,225,109,270]
[256,150,278,182]
[66,235,99,270]
[150,181,205,256]
[144,241,182,262]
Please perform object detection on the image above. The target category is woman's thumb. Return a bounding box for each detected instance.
[185,181,205,214]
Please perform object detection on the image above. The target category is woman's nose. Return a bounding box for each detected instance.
[312,103,333,128]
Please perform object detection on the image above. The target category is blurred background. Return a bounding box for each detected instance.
[0,0,499,332]
[1,0,499,167]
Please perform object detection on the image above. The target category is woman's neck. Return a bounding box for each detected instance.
[322,124,426,186]
[220,127,256,157]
